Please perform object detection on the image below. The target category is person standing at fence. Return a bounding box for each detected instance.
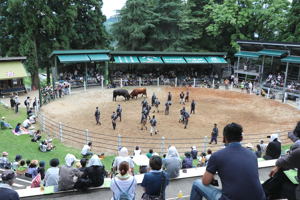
[150,115,158,136]
[209,124,219,144]
[24,96,30,111]
[94,107,101,125]
[179,92,185,105]
[167,92,172,106]
[165,102,170,115]
[116,104,122,122]
[185,91,189,103]
[111,112,118,130]
[190,100,196,114]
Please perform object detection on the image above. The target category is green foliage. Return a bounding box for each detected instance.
[283,0,300,42]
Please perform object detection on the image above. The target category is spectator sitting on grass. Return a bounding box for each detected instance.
[81,142,93,157]
[22,117,31,129]
[163,146,181,178]
[58,154,82,191]
[0,170,20,200]
[189,122,265,200]
[12,155,22,171]
[182,152,193,169]
[0,152,11,169]
[113,147,134,175]
[44,158,60,190]
[141,156,169,199]
[16,160,27,175]
[146,149,153,158]
[0,117,12,129]
[31,130,41,142]
[14,123,21,134]
[75,155,106,190]
[191,146,198,160]
[110,161,137,200]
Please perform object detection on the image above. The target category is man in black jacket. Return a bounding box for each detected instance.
[0,170,19,200]
[263,134,281,160]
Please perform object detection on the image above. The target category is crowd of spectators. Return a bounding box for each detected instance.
[265,73,285,88]
[1,121,300,200]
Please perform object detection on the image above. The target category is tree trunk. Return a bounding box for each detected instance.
[31,37,41,90]
[46,65,50,84]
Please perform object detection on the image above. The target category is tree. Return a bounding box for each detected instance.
[283,0,300,42]
[112,0,155,50]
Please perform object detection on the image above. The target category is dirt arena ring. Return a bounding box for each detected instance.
[41,87,300,155]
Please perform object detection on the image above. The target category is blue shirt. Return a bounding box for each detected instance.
[206,142,265,200]
[141,170,169,197]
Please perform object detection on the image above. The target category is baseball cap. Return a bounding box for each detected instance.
[1,170,16,181]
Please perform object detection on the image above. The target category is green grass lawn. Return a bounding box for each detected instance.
[0,104,116,171]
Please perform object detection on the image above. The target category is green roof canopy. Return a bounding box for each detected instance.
[162,56,186,64]
[50,49,110,58]
[0,61,27,80]
[234,51,260,59]
[257,49,287,57]
[184,57,207,64]
[205,57,227,64]
[88,54,110,61]
[281,56,300,64]
[58,55,90,63]
[138,56,163,64]
[114,56,140,63]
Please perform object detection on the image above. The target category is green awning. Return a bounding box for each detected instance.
[162,56,186,64]
[281,56,300,64]
[114,56,140,63]
[88,54,109,61]
[184,57,207,64]
[0,61,27,80]
[205,57,227,64]
[258,49,287,57]
[138,56,163,64]
[234,51,260,59]
[58,55,90,63]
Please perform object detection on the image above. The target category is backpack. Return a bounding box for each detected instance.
[114,178,135,200]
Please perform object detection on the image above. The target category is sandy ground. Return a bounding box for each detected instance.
[39,86,300,154]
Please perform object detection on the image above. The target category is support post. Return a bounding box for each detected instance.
[157,77,159,87]
[84,81,87,91]
[284,92,287,103]
[212,79,215,88]
[203,136,208,153]
[104,62,109,86]
[193,78,196,88]
[139,77,142,87]
[236,57,240,81]
[161,136,165,156]
[118,134,122,149]
[101,77,104,89]
[85,129,89,144]
[175,77,177,87]
[69,83,71,95]
[59,122,63,142]
[260,56,265,87]
[284,62,289,89]
[120,78,123,88]
[267,88,270,98]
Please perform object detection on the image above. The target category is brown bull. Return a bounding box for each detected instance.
[130,88,147,99]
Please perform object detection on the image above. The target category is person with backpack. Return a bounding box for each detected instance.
[110,161,137,200]
[141,156,169,200]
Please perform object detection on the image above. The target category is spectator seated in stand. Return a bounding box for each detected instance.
[206,149,212,161]
[25,160,39,179]
[133,146,141,156]
[12,155,22,171]
[191,146,198,160]
[190,122,265,200]
[38,161,46,180]
[58,154,82,191]
[16,160,27,175]
[197,152,207,167]
[263,134,281,160]
[110,161,137,200]
[78,158,87,172]
[113,147,135,175]
[81,142,93,158]
[44,158,60,191]
[0,117,12,129]
[0,152,11,169]
[75,154,106,191]
[182,152,193,169]
[163,146,181,179]
[146,149,153,158]
[0,170,20,200]
[141,156,169,200]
